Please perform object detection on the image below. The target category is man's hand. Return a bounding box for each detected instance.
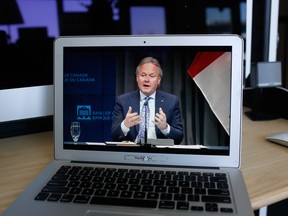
[124,106,142,128]
[153,108,168,131]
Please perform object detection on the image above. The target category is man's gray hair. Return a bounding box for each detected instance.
[136,57,163,78]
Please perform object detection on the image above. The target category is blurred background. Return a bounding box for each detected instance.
[0,0,249,89]
[0,0,287,135]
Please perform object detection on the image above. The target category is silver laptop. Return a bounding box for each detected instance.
[3,35,254,216]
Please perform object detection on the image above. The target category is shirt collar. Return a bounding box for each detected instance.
[139,91,155,101]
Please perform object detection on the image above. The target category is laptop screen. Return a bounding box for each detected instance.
[54,35,243,168]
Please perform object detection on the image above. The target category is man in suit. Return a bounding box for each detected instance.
[111,57,183,144]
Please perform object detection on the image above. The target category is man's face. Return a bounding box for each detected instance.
[136,62,161,96]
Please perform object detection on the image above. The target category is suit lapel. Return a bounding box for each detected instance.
[155,91,166,111]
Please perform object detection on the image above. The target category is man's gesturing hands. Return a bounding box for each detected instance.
[124,106,168,131]
[153,108,168,130]
[124,106,142,128]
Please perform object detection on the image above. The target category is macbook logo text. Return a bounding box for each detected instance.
[124,155,167,162]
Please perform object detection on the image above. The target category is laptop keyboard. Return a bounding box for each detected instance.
[35,165,234,213]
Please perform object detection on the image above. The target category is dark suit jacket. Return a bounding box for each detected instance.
[111,90,183,144]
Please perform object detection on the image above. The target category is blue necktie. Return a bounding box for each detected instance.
[136,97,151,144]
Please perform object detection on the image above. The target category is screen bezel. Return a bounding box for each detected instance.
[54,35,243,168]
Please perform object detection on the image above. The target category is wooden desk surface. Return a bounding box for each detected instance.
[241,112,288,210]
[0,132,53,214]
[0,113,288,214]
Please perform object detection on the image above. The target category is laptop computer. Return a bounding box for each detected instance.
[3,35,254,216]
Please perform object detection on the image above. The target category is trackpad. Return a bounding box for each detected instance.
[86,210,163,216]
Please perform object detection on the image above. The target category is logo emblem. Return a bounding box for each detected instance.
[77,105,91,120]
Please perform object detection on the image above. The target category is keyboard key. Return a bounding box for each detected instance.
[181,187,192,194]
[149,173,160,180]
[147,192,159,200]
[155,186,166,193]
[191,206,204,211]
[104,183,116,190]
[137,173,148,179]
[68,181,80,187]
[80,182,92,188]
[90,197,157,208]
[93,177,104,183]
[168,187,179,193]
[191,182,202,187]
[117,184,129,191]
[204,182,216,189]
[105,177,116,183]
[161,174,172,180]
[210,176,227,183]
[159,201,175,209]
[215,173,227,177]
[107,190,120,197]
[69,188,82,194]
[205,203,218,212]
[130,169,140,173]
[42,186,69,194]
[78,170,90,176]
[173,175,184,181]
[116,178,127,184]
[133,192,146,199]
[47,180,68,187]
[153,180,164,186]
[82,189,94,195]
[74,195,90,204]
[166,180,177,187]
[195,188,206,195]
[128,178,140,184]
[177,201,189,210]
[120,191,133,198]
[202,196,232,203]
[153,170,164,174]
[60,194,74,202]
[129,185,141,191]
[94,189,107,196]
[179,181,189,187]
[208,189,230,196]
[57,166,70,174]
[221,207,234,213]
[141,170,152,174]
[166,171,176,175]
[81,176,93,182]
[190,172,201,176]
[47,193,62,202]
[69,175,81,180]
[188,194,200,202]
[217,182,229,189]
[160,193,173,200]
[141,179,152,185]
[174,194,186,201]
[142,185,153,192]
[203,172,214,177]
[117,168,128,173]
[35,192,49,201]
[197,176,209,182]
[52,174,69,181]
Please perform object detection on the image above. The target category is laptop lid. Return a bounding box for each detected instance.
[54,35,243,168]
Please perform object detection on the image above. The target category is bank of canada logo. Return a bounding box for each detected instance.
[77,105,91,120]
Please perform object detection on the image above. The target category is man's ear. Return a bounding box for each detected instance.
[157,77,161,86]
